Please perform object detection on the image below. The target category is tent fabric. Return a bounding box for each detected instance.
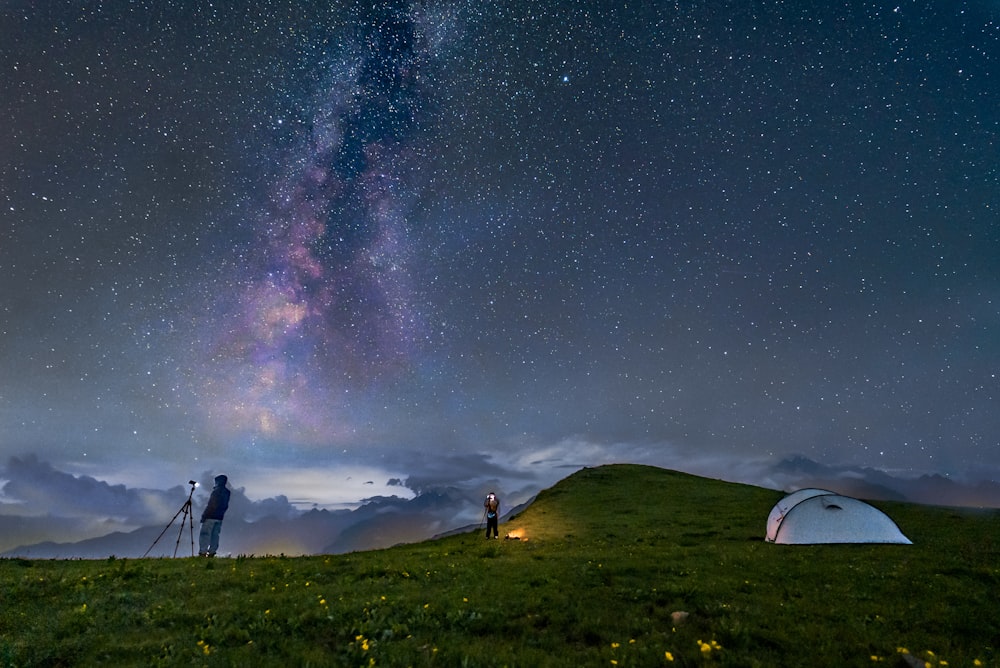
[766,489,912,545]
[765,488,836,542]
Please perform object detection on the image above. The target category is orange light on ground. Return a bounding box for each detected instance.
[504,529,526,541]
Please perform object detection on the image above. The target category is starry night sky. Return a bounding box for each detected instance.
[2,1,998,507]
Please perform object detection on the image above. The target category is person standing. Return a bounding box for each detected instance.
[199,474,230,557]
[484,491,500,539]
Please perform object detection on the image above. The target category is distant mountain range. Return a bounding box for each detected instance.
[3,457,997,559]
[1,488,471,559]
[766,456,1000,508]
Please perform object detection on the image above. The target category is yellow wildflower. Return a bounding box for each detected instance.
[665,651,674,662]
[698,639,722,654]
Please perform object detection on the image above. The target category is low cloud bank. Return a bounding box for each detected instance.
[1,449,998,558]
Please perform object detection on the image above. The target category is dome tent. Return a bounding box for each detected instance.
[766,489,912,545]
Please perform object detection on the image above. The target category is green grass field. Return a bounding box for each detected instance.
[1,464,997,667]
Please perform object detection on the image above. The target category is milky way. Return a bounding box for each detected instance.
[1,1,998,499]
[203,2,443,444]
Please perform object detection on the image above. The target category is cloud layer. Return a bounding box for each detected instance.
[3,452,998,559]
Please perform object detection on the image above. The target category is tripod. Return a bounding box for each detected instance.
[143,481,197,558]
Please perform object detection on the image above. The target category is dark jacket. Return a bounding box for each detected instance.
[202,481,230,521]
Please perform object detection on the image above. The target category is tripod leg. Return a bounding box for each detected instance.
[173,500,192,558]
[143,501,188,558]
[188,505,196,557]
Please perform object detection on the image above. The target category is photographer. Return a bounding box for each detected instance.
[198,475,230,557]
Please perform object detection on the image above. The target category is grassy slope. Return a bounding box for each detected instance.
[1,463,998,667]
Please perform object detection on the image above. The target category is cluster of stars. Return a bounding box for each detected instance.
[0,0,996,480]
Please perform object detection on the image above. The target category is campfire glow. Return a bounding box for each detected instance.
[504,529,526,541]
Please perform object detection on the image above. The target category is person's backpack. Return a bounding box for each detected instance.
[485,493,498,514]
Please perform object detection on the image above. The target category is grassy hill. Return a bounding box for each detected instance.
[1,464,997,667]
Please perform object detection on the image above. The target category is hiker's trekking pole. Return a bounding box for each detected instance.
[479,508,487,534]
